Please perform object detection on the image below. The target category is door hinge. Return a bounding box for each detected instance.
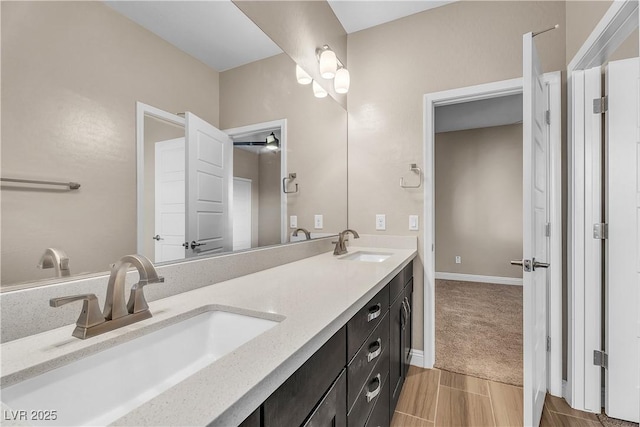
[545,223,551,237]
[593,96,608,114]
[593,350,608,369]
[593,223,608,239]
[545,110,551,125]
[546,336,551,352]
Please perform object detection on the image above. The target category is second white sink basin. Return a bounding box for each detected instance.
[340,251,392,263]
[1,309,279,426]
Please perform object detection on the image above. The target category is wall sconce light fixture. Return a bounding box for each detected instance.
[296,64,312,85]
[294,44,350,97]
[312,80,328,98]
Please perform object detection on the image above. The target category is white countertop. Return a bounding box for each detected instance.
[1,245,416,426]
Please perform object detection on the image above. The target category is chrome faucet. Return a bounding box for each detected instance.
[50,254,164,339]
[333,229,360,256]
[292,227,312,240]
[38,247,71,277]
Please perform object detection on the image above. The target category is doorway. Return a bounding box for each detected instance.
[423,72,563,425]
[433,111,525,387]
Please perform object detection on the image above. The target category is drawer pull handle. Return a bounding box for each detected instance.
[367,304,381,322]
[404,296,411,315]
[365,374,382,403]
[367,338,382,362]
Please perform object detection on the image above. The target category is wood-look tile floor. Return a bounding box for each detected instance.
[391,366,603,427]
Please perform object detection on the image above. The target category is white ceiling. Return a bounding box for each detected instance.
[104,1,457,73]
[328,0,456,34]
[104,1,282,72]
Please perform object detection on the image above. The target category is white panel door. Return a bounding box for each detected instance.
[522,32,549,427]
[185,113,233,257]
[233,177,252,251]
[605,57,640,423]
[154,138,186,263]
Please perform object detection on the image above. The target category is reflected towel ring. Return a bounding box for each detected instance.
[400,164,422,189]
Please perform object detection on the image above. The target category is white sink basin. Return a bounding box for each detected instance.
[340,251,392,263]
[1,310,279,426]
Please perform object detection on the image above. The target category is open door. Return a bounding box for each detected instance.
[185,112,233,257]
[519,31,550,427]
[605,57,640,423]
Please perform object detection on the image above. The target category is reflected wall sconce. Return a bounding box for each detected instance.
[294,44,350,97]
[296,65,312,85]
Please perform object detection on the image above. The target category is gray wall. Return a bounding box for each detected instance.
[435,124,523,279]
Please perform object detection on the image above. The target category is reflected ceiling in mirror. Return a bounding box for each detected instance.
[0,1,347,288]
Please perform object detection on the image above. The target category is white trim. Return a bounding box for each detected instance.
[409,349,424,368]
[435,272,522,286]
[566,0,639,412]
[224,119,288,245]
[546,71,563,398]
[422,74,563,396]
[136,102,185,254]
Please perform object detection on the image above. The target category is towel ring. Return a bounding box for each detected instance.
[400,164,422,189]
[282,173,299,194]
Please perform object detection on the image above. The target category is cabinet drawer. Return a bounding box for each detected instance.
[389,261,413,303]
[347,285,389,361]
[347,312,389,410]
[365,375,390,427]
[264,326,347,427]
[303,369,347,427]
[347,347,390,427]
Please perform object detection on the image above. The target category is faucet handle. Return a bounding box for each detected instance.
[126,276,164,314]
[50,294,105,329]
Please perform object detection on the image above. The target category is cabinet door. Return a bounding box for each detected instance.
[389,289,405,414]
[403,279,413,374]
[304,370,347,427]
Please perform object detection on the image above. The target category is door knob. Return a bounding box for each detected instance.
[190,241,204,250]
[532,259,550,269]
[152,234,163,241]
[511,258,549,272]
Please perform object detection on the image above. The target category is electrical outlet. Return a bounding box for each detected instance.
[455,256,462,264]
[314,214,323,229]
[409,215,419,231]
[290,215,297,228]
[376,214,386,231]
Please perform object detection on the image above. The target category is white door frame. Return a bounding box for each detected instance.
[566,0,639,412]
[136,102,185,254]
[422,73,563,397]
[224,119,288,244]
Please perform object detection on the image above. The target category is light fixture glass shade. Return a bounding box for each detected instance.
[319,49,337,79]
[265,132,279,151]
[313,80,328,98]
[334,68,350,94]
[295,64,312,85]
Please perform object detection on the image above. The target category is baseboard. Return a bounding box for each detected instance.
[409,349,424,367]
[435,272,523,286]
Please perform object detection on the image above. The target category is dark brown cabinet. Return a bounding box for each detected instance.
[389,262,414,416]
[239,260,413,427]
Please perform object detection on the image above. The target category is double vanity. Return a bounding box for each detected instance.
[0,237,416,426]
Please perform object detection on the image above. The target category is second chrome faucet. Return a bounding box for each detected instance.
[50,254,164,339]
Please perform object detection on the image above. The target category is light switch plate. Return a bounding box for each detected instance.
[376,214,386,231]
[455,256,462,264]
[409,215,419,231]
[314,214,323,229]
[290,215,297,228]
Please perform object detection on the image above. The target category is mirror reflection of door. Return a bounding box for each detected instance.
[233,177,252,251]
[143,113,185,263]
[154,138,185,263]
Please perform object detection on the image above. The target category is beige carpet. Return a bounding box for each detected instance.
[435,279,523,386]
[598,414,639,427]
